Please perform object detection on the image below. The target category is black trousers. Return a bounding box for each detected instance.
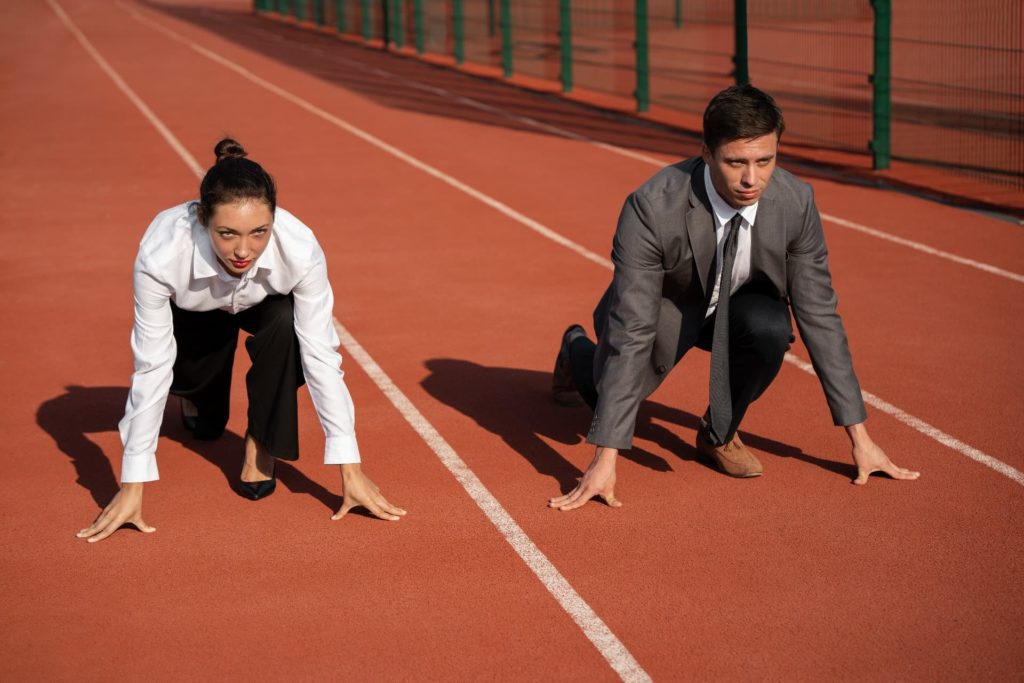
[570,288,792,444]
[169,294,305,460]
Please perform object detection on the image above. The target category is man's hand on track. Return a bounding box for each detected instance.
[549,447,623,511]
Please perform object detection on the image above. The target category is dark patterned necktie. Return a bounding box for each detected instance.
[708,213,743,445]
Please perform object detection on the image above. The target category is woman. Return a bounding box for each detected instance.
[77,139,405,543]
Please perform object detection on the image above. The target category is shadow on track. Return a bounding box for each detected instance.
[36,385,339,511]
[420,359,852,493]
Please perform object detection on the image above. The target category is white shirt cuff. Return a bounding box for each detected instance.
[121,454,160,483]
[323,433,361,464]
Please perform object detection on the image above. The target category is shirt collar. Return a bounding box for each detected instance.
[703,164,759,229]
[191,205,278,281]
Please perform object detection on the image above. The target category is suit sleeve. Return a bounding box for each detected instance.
[588,192,665,449]
[786,186,867,426]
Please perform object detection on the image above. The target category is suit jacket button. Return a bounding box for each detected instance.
[656,365,667,375]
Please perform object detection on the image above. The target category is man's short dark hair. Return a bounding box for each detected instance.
[703,84,785,153]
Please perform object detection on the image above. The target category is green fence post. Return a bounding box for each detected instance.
[733,0,748,85]
[674,0,682,28]
[500,0,512,78]
[393,0,404,47]
[487,0,496,37]
[277,0,287,17]
[361,0,372,40]
[559,0,572,92]
[453,0,465,64]
[635,0,650,112]
[295,0,305,21]
[870,0,892,169]
[413,0,424,53]
[314,0,325,25]
[381,0,390,46]
[336,0,347,32]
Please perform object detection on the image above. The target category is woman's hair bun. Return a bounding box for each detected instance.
[214,138,247,162]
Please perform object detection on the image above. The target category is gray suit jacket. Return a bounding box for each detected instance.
[588,157,867,449]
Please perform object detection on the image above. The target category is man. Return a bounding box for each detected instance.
[549,85,919,511]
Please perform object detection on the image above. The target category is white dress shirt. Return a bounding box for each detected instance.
[118,201,360,483]
[704,164,759,318]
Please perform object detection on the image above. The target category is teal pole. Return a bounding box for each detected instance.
[361,0,372,40]
[392,0,404,48]
[295,0,305,21]
[559,0,572,93]
[870,0,892,169]
[733,0,748,85]
[500,0,512,77]
[453,0,464,64]
[674,0,682,28]
[314,0,325,25]
[336,0,347,32]
[635,0,649,111]
[413,0,424,53]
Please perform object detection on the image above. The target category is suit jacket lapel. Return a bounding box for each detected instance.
[750,180,787,294]
[686,163,717,296]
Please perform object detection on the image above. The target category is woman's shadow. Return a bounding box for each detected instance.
[420,359,852,493]
[37,385,341,510]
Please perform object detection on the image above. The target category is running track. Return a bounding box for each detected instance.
[2,0,1023,679]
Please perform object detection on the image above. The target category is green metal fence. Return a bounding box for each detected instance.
[255,0,1023,194]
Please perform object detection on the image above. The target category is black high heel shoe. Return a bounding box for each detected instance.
[239,456,276,501]
[239,476,276,501]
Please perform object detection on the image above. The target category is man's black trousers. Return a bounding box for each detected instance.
[569,287,793,444]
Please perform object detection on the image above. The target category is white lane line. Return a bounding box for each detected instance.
[241,15,1024,285]
[118,1,612,270]
[382,75,1024,285]
[202,3,1024,286]
[818,214,1024,284]
[121,2,1024,489]
[332,319,651,682]
[46,0,204,178]
[119,1,1024,490]
[57,3,650,680]
[785,354,1024,486]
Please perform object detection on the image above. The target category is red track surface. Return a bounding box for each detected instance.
[2,1,1022,679]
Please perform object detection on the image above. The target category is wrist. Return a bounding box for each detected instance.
[844,422,871,447]
[596,446,619,461]
[340,463,364,479]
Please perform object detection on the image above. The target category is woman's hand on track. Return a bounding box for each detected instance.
[77,483,156,543]
[847,423,920,485]
[548,446,622,511]
[333,464,406,521]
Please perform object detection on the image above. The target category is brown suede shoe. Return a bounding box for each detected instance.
[696,430,763,478]
[552,324,587,406]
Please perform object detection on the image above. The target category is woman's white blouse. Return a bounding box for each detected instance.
[118,201,360,483]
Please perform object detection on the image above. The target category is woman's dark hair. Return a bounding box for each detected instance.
[703,84,785,153]
[197,138,276,224]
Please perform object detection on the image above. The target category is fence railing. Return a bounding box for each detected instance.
[254,0,1023,195]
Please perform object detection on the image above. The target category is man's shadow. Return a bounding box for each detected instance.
[420,359,852,493]
[37,385,340,511]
